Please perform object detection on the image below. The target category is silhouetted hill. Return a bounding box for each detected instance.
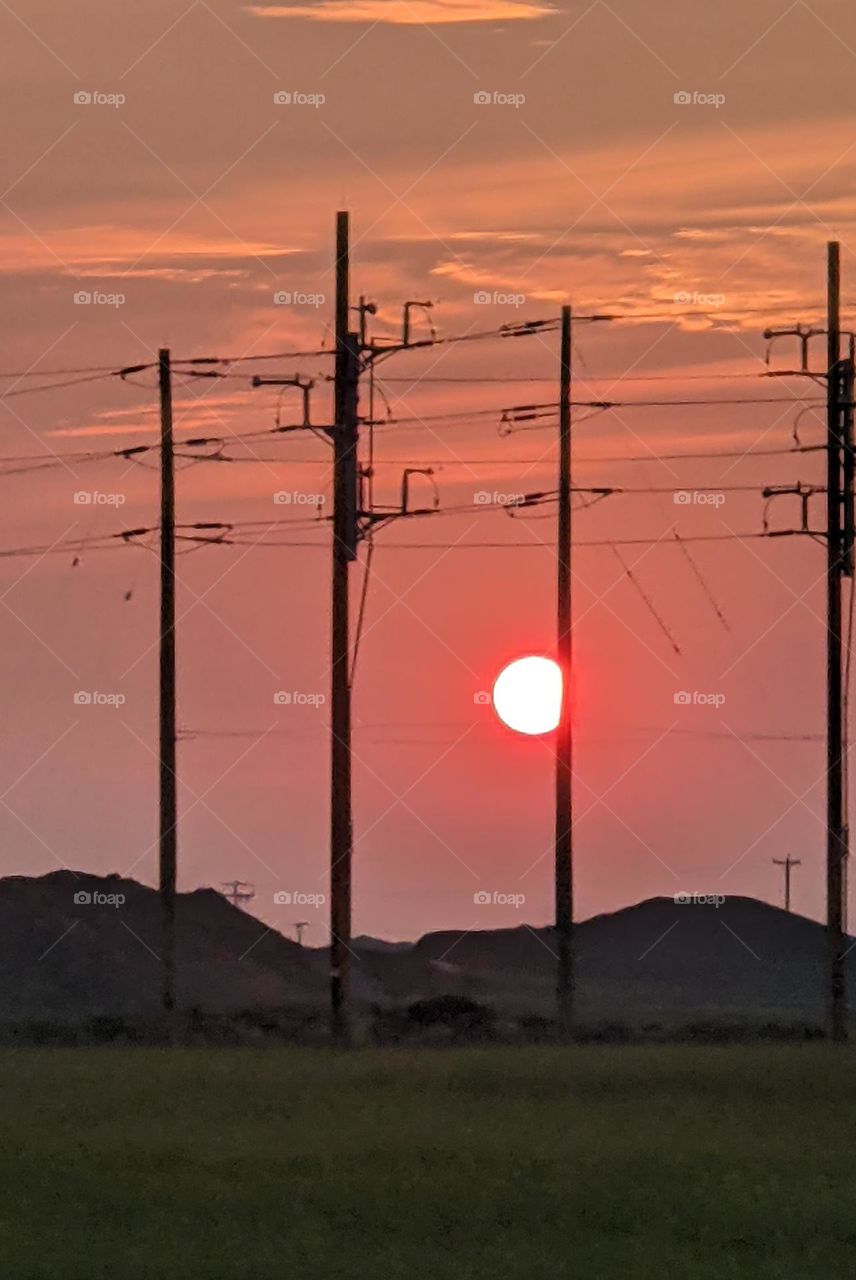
[0,871,382,1021]
[352,935,414,954]
[402,896,848,1021]
[0,874,848,1029]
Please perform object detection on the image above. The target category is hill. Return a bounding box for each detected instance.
[0,872,847,1031]
[0,870,382,1023]
[399,895,844,1022]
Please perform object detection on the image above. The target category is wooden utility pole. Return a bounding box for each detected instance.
[330,212,359,1046]
[827,242,848,1041]
[772,856,801,912]
[158,348,177,1016]
[555,304,573,1038]
[763,246,853,1038]
[221,880,255,910]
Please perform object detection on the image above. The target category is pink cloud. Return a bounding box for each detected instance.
[248,0,554,23]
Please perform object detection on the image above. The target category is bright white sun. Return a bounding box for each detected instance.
[492,656,563,736]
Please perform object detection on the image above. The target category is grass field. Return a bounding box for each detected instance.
[5,1045,856,1278]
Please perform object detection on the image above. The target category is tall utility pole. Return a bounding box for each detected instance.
[555,305,573,1038]
[158,348,177,1016]
[773,856,801,912]
[826,242,848,1042]
[763,245,854,1039]
[330,212,360,1047]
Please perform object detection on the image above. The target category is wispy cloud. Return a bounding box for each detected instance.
[247,0,554,23]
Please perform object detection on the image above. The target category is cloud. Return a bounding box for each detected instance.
[247,0,554,23]
[0,227,299,275]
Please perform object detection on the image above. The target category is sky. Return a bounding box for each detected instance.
[2,0,856,945]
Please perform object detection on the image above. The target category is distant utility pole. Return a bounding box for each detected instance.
[221,880,255,910]
[158,348,177,1017]
[772,856,801,912]
[555,305,574,1039]
[329,211,360,1048]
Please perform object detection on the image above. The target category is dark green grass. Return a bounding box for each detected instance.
[4,1046,856,1278]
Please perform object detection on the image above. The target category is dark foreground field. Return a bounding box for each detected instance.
[5,1046,856,1278]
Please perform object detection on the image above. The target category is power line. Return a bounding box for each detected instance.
[377,371,806,384]
[0,362,148,379]
[673,532,732,634]
[206,530,773,551]
[0,370,132,400]
[355,397,823,434]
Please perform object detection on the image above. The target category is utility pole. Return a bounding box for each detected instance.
[158,348,177,1017]
[330,211,360,1047]
[555,305,573,1038]
[826,242,848,1042]
[772,856,801,912]
[221,880,255,910]
[762,243,854,1040]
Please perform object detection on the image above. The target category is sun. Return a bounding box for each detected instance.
[492,655,563,736]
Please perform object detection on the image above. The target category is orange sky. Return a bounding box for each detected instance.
[2,0,856,942]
